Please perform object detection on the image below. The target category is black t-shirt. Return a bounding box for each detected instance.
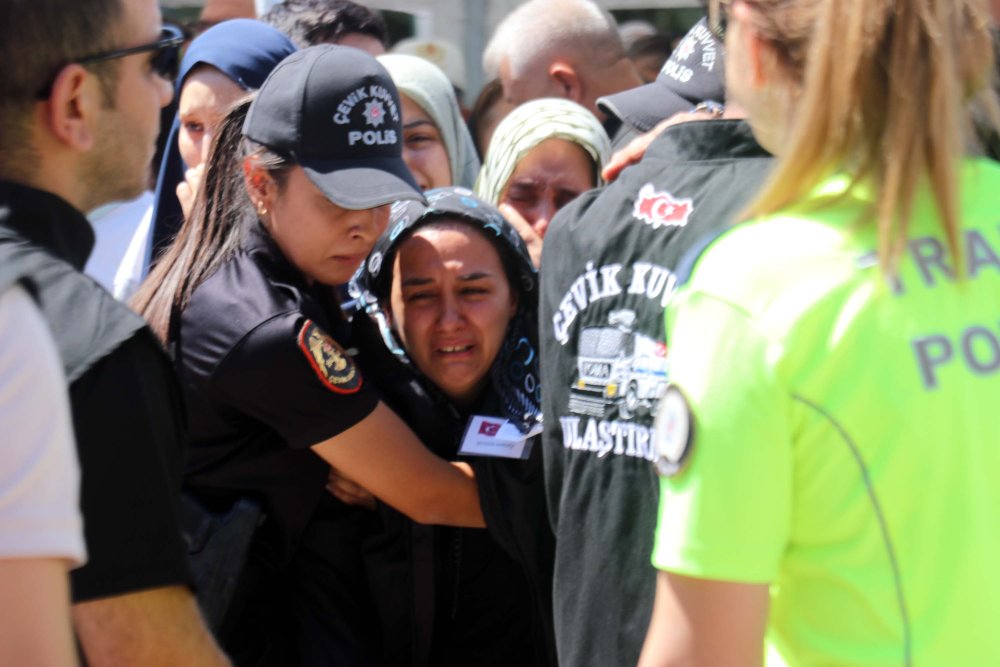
[539,121,772,666]
[0,181,192,603]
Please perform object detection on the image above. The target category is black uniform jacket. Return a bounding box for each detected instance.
[538,120,773,667]
[0,181,192,603]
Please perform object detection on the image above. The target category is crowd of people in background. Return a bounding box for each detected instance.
[0,0,998,665]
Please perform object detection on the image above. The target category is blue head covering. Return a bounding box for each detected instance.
[148,19,296,266]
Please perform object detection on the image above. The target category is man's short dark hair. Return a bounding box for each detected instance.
[263,0,387,49]
[0,0,124,167]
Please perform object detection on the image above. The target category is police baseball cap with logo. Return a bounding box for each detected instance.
[598,18,725,133]
[244,45,424,210]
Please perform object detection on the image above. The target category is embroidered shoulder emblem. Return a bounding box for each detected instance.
[297,320,363,394]
[633,183,694,230]
[652,385,694,477]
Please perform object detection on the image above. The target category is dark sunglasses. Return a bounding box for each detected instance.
[37,25,185,99]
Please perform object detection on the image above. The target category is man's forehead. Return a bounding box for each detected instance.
[120,0,165,42]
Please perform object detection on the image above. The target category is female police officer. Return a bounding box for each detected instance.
[640,0,1000,665]
[134,46,485,665]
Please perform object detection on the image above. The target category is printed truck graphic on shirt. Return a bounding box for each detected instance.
[569,309,668,420]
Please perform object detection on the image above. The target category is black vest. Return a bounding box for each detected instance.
[0,182,145,381]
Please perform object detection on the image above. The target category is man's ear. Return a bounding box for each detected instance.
[43,64,102,151]
[549,62,583,103]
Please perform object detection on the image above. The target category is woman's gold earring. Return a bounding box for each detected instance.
[257,202,268,218]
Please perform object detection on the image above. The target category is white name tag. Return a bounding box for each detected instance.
[458,415,540,460]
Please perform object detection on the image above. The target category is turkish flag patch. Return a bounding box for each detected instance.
[297,320,363,394]
[633,183,694,229]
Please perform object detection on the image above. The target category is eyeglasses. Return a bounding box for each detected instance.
[37,25,185,99]
[706,0,731,42]
[78,25,185,80]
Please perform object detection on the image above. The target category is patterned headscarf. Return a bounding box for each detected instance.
[474,97,612,206]
[352,187,541,433]
[378,54,481,189]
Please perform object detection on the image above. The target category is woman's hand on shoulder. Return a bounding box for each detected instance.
[603,110,721,183]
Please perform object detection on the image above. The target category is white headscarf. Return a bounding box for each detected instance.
[378,54,481,189]
[474,98,612,206]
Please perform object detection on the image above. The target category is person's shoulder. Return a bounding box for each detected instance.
[183,249,308,347]
[682,202,862,322]
[0,236,149,383]
[643,119,770,164]
[547,122,768,259]
[62,267,150,380]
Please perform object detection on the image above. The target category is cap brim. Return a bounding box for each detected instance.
[301,156,426,210]
[598,80,694,134]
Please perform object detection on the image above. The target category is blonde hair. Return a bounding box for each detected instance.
[741,0,999,273]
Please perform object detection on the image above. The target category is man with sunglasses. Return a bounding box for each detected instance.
[0,1,230,665]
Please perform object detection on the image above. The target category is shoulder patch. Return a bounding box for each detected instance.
[633,183,694,230]
[652,385,694,477]
[297,319,363,394]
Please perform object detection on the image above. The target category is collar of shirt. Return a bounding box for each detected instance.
[240,215,348,324]
[241,215,309,284]
[0,180,96,270]
[649,119,771,164]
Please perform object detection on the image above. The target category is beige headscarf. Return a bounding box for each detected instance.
[378,54,481,189]
[474,98,611,205]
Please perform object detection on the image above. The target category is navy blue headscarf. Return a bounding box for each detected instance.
[148,19,296,267]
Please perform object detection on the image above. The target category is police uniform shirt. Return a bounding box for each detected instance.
[0,181,193,602]
[654,159,1000,665]
[538,121,772,667]
[177,217,379,563]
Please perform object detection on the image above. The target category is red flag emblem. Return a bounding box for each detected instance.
[479,421,502,436]
[633,184,694,229]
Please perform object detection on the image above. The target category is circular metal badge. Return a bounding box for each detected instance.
[652,385,694,477]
